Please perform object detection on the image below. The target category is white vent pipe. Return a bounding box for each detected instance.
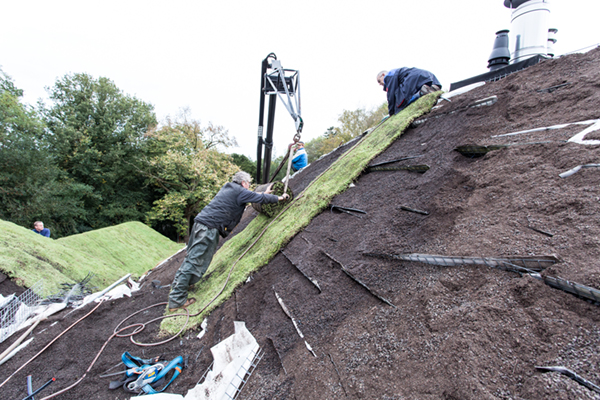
[505,0,557,63]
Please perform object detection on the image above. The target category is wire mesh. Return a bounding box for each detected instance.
[224,346,264,400]
[43,273,96,305]
[486,63,534,82]
[194,347,264,399]
[367,165,430,173]
[365,253,557,273]
[0,280,44,343]
[196,360,214,386]
[543,276,600,304]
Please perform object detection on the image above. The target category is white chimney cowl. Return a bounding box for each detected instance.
[508,0,552,63]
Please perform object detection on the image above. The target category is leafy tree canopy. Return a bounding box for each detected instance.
[304,103,387,163]
[230,153,257,179]
[0,69,90,237]
[42,73,158,229]
[144,111,238,240]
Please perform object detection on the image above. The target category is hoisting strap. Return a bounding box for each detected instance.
[283,132,301,194]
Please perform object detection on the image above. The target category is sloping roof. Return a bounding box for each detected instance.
[2,47,600,399]
[213,47,600,399]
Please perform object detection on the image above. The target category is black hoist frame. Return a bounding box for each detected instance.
[256,53,302,184]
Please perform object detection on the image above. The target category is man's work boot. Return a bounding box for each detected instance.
[420,84,441,96]
[168,297,196,312]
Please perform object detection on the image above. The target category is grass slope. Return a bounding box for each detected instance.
[0,220,183,295]
[161,93,439,334]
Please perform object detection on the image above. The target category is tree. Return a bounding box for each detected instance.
[230,153,257,179]
[303,103,387,162]
[42,73,158,230]
[0,69,23,97]
[268,155,289,182]
[143,114,238,241]
[169,107,238,151]
[0,69,91,237]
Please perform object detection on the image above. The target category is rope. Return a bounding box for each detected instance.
[0,301,105,389]
[37,304,190,399]
[283,132,301,195]
[176,116,389,326]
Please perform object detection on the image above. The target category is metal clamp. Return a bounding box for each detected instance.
[126,364,164,392]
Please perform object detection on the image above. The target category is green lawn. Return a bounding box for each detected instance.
[0,220,183,295]
[161,92,440,334]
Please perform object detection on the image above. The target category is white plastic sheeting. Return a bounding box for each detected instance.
[94,277,140,302]
[18,303,66,331]
[559,164,600,178]
[274,291,317,357]
[79,273,131,308]
[130,322,260,400]
[95,284,132,301]
[196,318,208,340]
[492,119,600,139]
[443,81,486,100]
[186,321,259,400]
[0,294,15,309]
[0,338,33,367]
[567,120,600,145]
[1,299,66,348]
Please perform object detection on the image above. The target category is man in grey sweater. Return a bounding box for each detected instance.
[168,171,289,311]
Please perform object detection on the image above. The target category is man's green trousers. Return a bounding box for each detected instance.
[168,222,219,309]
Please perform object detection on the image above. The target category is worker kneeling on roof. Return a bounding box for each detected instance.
[291,141,307,172]
[377,67,441,116]
[168,171,289,311]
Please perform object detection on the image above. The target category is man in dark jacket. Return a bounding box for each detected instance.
[168,171,289,311]
[377,68,441,116]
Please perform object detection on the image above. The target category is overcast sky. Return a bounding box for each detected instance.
[2,1,598,159]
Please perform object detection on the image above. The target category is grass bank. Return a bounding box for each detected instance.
[0,220,183,295]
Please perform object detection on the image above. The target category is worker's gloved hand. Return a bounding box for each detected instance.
[279,193,290,201]
[265,183,274,194]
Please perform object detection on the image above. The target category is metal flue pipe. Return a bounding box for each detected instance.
[503,0,556,63]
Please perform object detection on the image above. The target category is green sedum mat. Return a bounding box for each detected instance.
[257,181,294,218]
[161,93,440,335]
[0,220,183,295]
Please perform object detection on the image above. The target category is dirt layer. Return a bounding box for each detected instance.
[2,48,600,399]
